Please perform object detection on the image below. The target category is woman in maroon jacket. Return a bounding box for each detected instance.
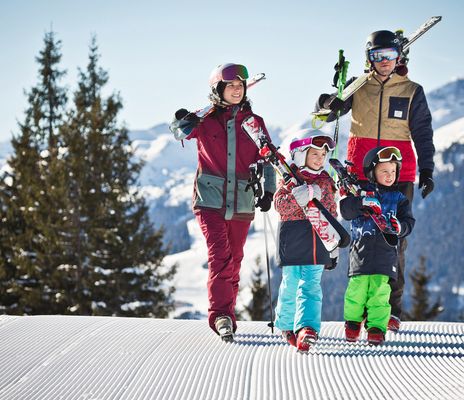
[170,63,275,341]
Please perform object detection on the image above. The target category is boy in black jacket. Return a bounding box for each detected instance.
[340,146,415,345]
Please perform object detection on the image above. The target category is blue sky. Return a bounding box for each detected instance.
[0,0,461,142]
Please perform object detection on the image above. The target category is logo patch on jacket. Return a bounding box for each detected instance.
[388,96,410,120]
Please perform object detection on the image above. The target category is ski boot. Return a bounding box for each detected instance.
[367,327,385,346]
[388,315,401,333]
[281,330,297,347]
[215,316,234,343]
[345,321,361,343]
[296,327,318,353]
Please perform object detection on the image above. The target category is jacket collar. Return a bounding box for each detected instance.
[370,72,410,87]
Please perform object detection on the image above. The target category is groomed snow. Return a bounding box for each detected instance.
[0,315,463,400]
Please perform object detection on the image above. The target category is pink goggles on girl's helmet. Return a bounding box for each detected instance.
[289,133,336,169]
[289,134,336,154]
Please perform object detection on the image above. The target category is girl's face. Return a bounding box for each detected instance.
[222,79,245,105]
[305,147,327,170]
[374,161,397,186]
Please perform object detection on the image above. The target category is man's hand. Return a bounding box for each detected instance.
[419,169,434,199]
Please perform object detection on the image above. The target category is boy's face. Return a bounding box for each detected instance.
[305,147,327,170]
[374,161,397,186]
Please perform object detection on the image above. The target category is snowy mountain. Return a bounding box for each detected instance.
[1,315,463,400]
[428,78,464,130]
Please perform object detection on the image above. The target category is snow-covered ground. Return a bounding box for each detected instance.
[0,315,463,400]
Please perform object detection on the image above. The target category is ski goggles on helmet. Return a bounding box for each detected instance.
[376,146,402,162]
[368,48,399,63]
[217,64,249,82]
[290,135,336,154]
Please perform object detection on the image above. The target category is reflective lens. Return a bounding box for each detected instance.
[311,136,336,151]
[290,135,336,153]
[221,64,249,81]
[377,146,402,162]
[368,48,399,63]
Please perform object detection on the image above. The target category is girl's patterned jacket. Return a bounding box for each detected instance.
[274,168,337,266]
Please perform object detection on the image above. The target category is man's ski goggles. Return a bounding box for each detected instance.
[219,64,249,81]
[368,48,399,63]
[376,146,402,162]
[290,135,336,153]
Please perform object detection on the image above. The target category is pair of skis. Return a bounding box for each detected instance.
[242,116,350,253]
[312,16,442,119]
[329,158,399,247]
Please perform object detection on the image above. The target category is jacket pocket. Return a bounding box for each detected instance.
[236,179,255,213]
[388,96,409,120]
[194,173,225,209]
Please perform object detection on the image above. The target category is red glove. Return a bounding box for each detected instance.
[362,196,382,215]
[389,215,401,235]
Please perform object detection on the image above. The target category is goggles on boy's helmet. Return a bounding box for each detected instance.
[376,146,402,162]
[209,63,249,89]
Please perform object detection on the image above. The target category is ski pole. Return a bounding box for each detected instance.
[262,210,275,334]
[333,49,349,147]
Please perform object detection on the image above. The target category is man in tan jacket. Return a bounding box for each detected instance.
[317,30,435,333]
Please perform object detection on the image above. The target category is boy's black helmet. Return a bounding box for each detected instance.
[363,146,402,184]
[365,30,402,59]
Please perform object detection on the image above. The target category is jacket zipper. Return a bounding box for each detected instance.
[312,227,317,264]
[376,75,391,146]
[377,83,384,146]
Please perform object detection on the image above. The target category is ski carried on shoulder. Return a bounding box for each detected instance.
[242,116,350,252]
[195,73,266,119]
[329,158,398,247]
[313,16,442,118]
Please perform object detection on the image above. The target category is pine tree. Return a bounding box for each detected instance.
[0,31,69,314]
[403,256,443,321]
[244,256,271,321]
[1,33,175,318]
[59,36,175,317]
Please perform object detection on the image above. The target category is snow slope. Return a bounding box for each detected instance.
[0,315,463,400]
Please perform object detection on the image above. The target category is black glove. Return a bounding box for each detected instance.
[317,94,345,113]
[325,257,338,270]
[318,93,331,109]
[255,191,273,212]
[419,169,434,199]
[175,108,200,125]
